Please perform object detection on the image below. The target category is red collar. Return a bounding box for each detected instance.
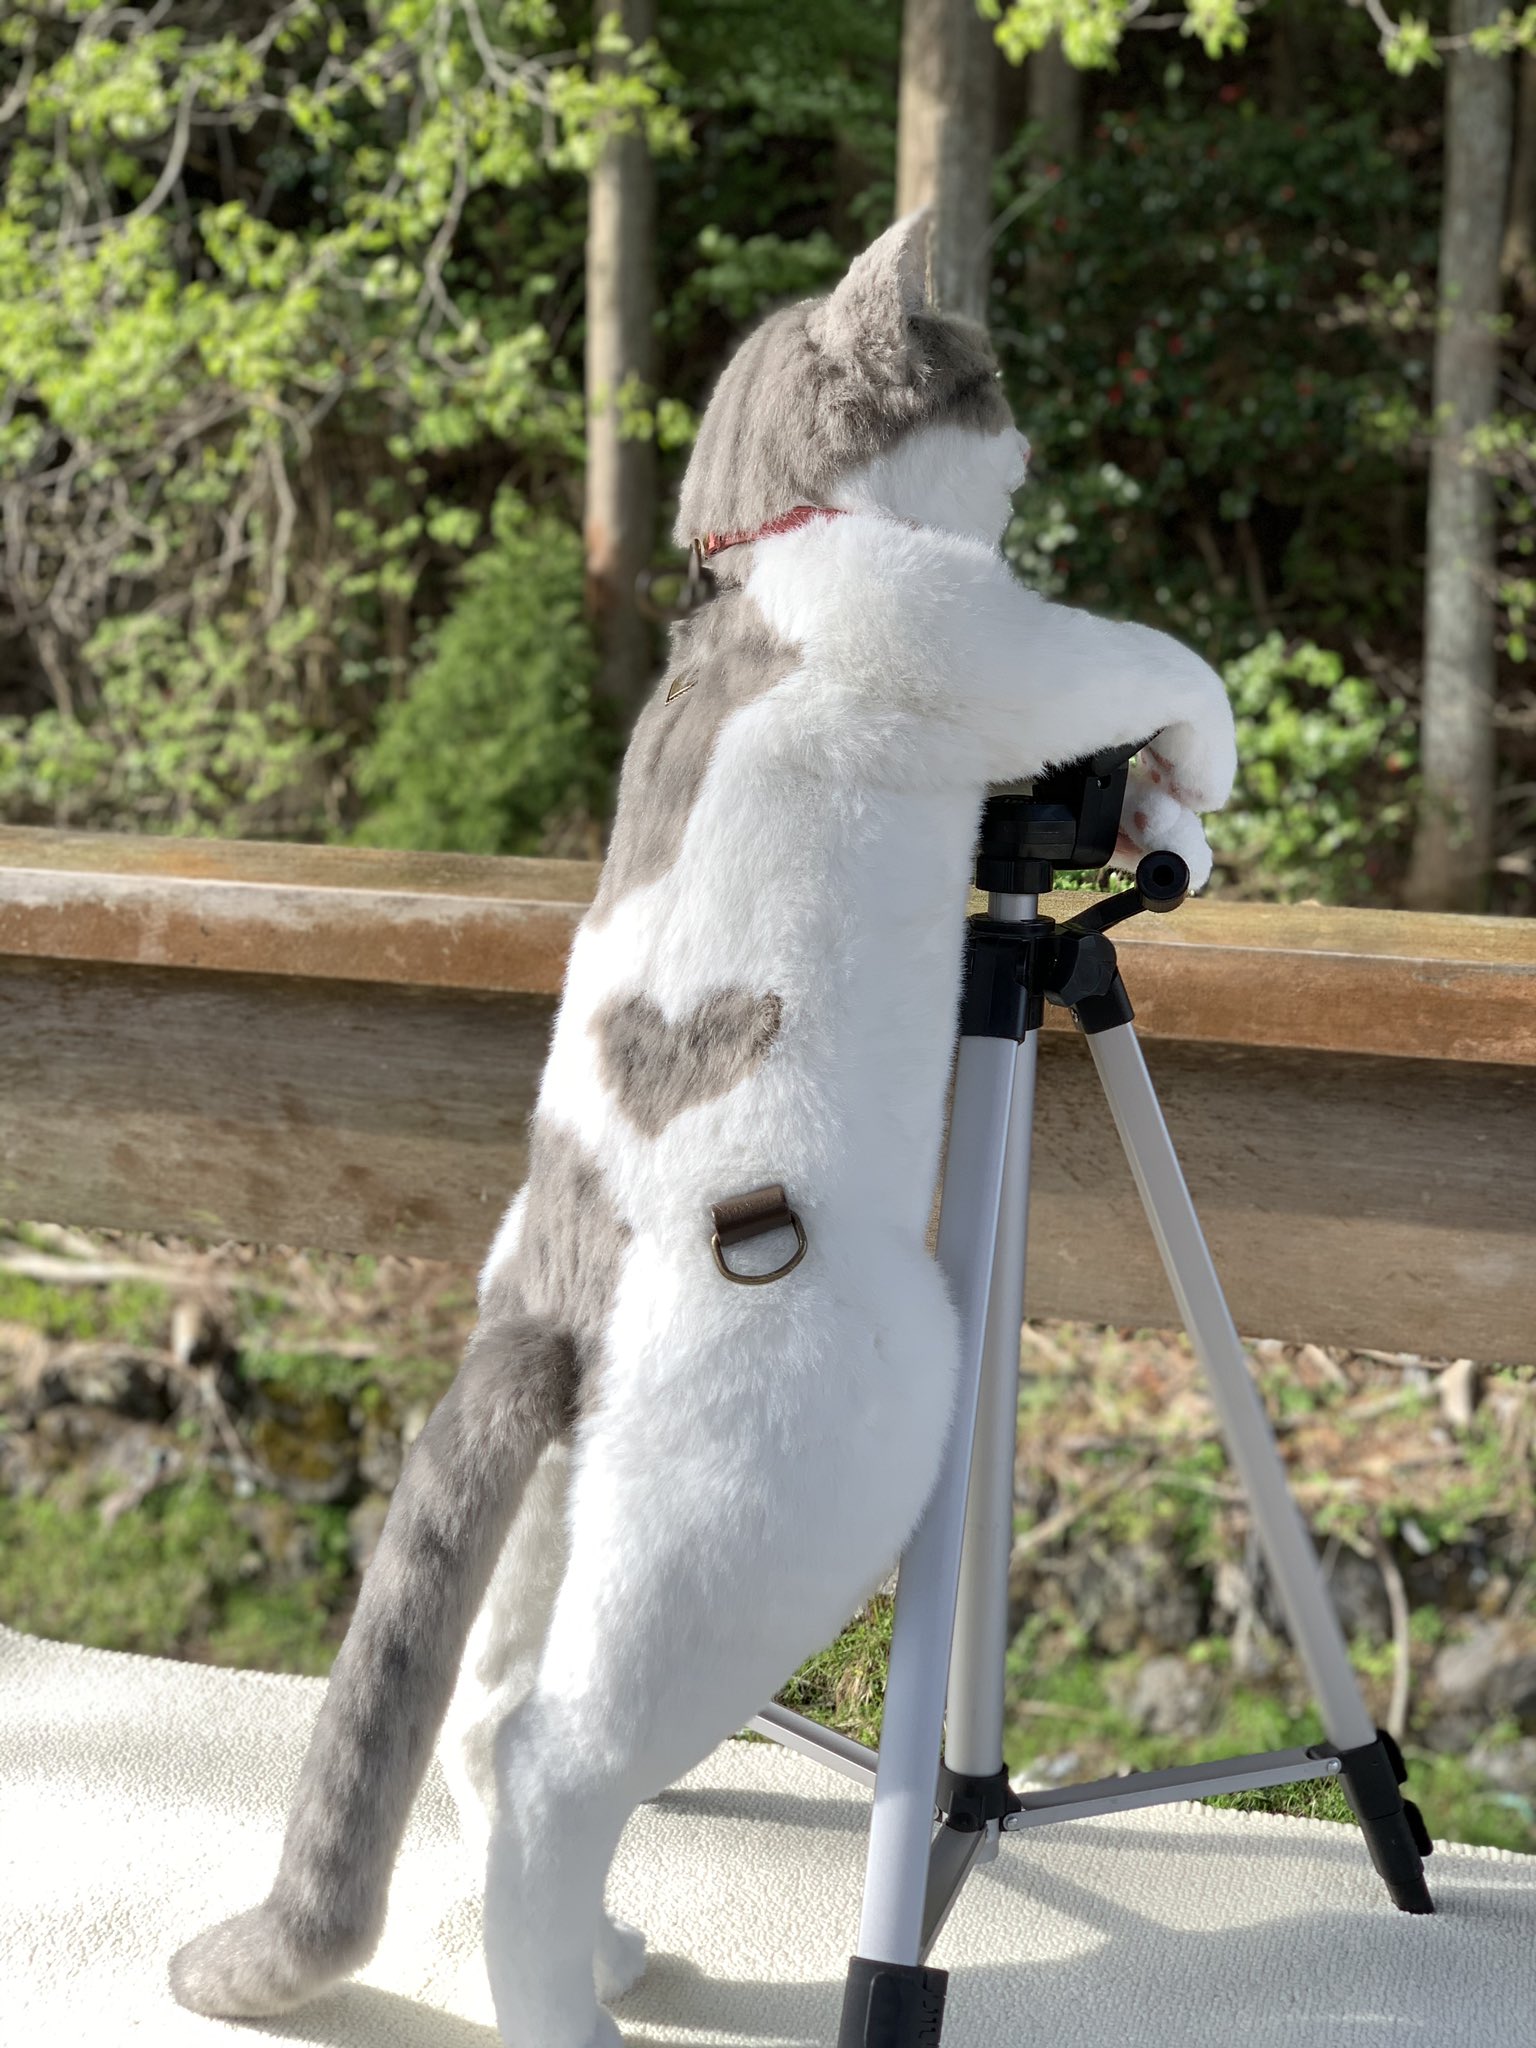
[696,505,847,560]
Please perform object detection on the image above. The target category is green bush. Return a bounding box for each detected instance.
[352,495,600,856]
[0,610,326,838]
[1212,634,1418,901]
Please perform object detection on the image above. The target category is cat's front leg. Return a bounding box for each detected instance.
[887,567,1239,804]
[1027,607,1238,882]
[1045,611,1237,821]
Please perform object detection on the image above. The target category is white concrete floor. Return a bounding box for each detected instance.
[2,1624,1531,2047]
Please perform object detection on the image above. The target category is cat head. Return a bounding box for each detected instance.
[677,210,1027,568]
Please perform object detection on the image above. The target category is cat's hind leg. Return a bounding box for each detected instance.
[440,1437,574,1861]
[168,1301,573,2020]
[435,1439,647,2003]
[478,1242,958,2048]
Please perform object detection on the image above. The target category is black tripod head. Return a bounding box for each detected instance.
[962,739,1192,1040]
[975,738,1188,914]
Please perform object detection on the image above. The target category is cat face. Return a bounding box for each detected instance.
[677,211,1022,559]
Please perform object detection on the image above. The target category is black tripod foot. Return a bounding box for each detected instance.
[1329,1730,1435,1915]
[837,1957,948,2047]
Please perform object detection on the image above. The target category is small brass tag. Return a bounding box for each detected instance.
[665,671,696,704]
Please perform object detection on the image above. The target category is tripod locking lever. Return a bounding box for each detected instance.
[1045,851,1190,1031]
[962,852,1192,1040]
[1060,851,1190,943]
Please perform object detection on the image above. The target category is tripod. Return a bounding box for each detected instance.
[747,744,1434,2048]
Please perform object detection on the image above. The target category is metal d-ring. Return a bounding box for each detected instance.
[711,1213,808,1286]
[709,1182,808,1286]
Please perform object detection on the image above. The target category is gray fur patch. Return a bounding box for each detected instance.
[169,1303,575,2018]
[676,213,1013,559]
[514,1117,635,1371]
[587,589,802,926]
[594,986,783,1138]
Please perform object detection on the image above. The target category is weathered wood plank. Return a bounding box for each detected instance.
[0,827,600,899]
[1,956,1531,1362]
[2,832,1532,1358]
[0,958,550,1257]
[1093,908,1536,1066]
[0,828,597,999]
[2,828,1534,1063]
[1024,1034,1536,1364]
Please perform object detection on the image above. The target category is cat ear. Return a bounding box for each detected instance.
[810,209,931,374]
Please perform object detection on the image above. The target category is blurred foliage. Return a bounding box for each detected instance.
[997,89,1430,657]
[0,609,323,836]
[353,491,600,854]
[0,1479,352,1671]
[0,2,1531,902]
[988,0,1536,72]
[0,1269,171,1347]
[0,0,681,840]
[1211,634,1418,900]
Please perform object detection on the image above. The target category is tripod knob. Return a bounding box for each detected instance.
[1136,851,1189,912]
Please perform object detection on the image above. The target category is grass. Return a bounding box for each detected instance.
[1206,1778,1355,1824]
[237,1342,453,1407]
[772,1619,1535,1854]
[776,1596,893,1748]
[0,1270,171,1348]
[0,1480,350,1674]
[1209,1749,1536,1849]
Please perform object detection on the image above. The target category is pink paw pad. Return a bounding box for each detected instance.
[1146,748,1193,806]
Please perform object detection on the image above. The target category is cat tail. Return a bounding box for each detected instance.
[169,1300,576,2019]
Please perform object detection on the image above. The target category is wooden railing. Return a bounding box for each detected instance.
[2,826,1533,1363]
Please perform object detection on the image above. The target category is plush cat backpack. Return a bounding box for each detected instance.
[171,211,1235,2048]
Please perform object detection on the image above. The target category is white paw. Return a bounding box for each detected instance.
[492,1992,623,2048]
[593,1915,648,2003]
[1114,769,1216,892]
[1146,698,1237,814]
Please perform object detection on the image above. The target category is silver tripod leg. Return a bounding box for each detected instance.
[920,1027,1039,1958]
[849,1032,1021,1968]
[941,1033,1036,1784]
[1087,1023,1375,1751]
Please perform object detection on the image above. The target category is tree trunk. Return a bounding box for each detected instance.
[1405,0,1513,912]
[1503,51,1536,307]
[896,0,997,324]
[1027,34,1082,164]
[584,0,657,735]
[1266,3,1312,120]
